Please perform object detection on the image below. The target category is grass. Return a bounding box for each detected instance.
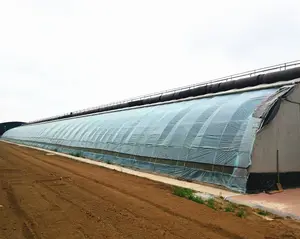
[173,187,218,208]
[173,187,194,198]
[70,152,82,157]
[225,203,235,212]
[257,210,270,216]
[206,198,215,210]
[172,187,250,218]
[236,209,246,218]
[172,187,204,204]
[188,194,204,204]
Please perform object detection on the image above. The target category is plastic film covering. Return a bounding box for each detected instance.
[2,88,279,192]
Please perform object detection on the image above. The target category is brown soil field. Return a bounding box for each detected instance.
[0,141,300,239]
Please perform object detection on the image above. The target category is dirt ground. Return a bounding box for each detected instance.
[0,142,300,239]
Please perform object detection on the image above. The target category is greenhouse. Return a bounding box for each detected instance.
[4,82,300,193]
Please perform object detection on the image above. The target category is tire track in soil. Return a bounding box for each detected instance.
[7,148,190,239]
[3,145,187,239]
[35,181,124,239]
[1,180,40,239]
[4,146,180,238]
[31,184,93,239]
[3,149,125,239]
[2,142,300,239]
[10,145,243,239]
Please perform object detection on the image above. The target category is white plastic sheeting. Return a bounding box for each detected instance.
[2,88,278,192]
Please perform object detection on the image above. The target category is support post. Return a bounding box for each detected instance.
[276,149,280,184]
[276,149,283,191]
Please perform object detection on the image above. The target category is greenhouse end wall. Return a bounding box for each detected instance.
[2,88,279,192]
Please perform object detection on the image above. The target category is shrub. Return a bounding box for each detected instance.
[173,186,194,198]
[236,209,246,218]
[188,194,204,204]
[206,198,215,209]
[225,203,235,212]
[70,152,81,157]
[257,210,269,216]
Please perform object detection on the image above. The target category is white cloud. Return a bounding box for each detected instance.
[0,0,300,122]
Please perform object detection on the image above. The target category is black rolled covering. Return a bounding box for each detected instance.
[206,84,213,94]
[219,80,235,92]
[190,85,207,96]
[256,74,265,85]
[119,102,129,108]
[29,66,300,124]
[263,71,283,84]
[109,104,118,110]
[262,67,300,84]
[211,83,221,93]
[233,74,270,89]
[160,92,175,102]
[128,99,143,107]
[178,88,191,98]
[104,106,113,111]
[97,108,105,113]
[172,89,191,99]
[173,91,181,99]
[246,76,260,87]
[235,77,251,89]
[142,95,161,104]
[90,109,99,114]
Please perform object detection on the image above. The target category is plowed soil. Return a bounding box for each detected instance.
[0,142,300,239]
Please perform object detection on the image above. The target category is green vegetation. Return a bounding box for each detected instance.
[236,209,246,218]
[225,203,235,212]
[206,198,215,210]
[257,210,269,216]
[172,187,251,218]
[172,187,204,204]
[173,187,194,198]
[74,152,81,157]
[188,194,204,204]
[70,152,81,157]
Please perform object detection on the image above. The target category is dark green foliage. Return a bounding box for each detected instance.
[173,187,194,198]
[257,210,269,216]
[188,194,204,204]
[70,152,81,157]
[206,198,215,209]
[236,209,246,218]
[224,203,235,212]
[172,187,204,204]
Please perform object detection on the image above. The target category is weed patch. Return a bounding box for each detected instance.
[188,194,204,204]
[236,209,246,218]
[206,198,215,210]
[173,187,194,198]
[172,187,204,204]
[70,152,81,157]
[257,210,269,216]
[225,203,235,212]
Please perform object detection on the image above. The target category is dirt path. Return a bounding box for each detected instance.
[0,142,299,239]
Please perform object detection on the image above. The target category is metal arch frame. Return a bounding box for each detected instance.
[28,60,300,124]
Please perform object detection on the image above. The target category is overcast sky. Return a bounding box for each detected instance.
[0,0,299,122]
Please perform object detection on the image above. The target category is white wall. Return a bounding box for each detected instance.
[250,84,300,173]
